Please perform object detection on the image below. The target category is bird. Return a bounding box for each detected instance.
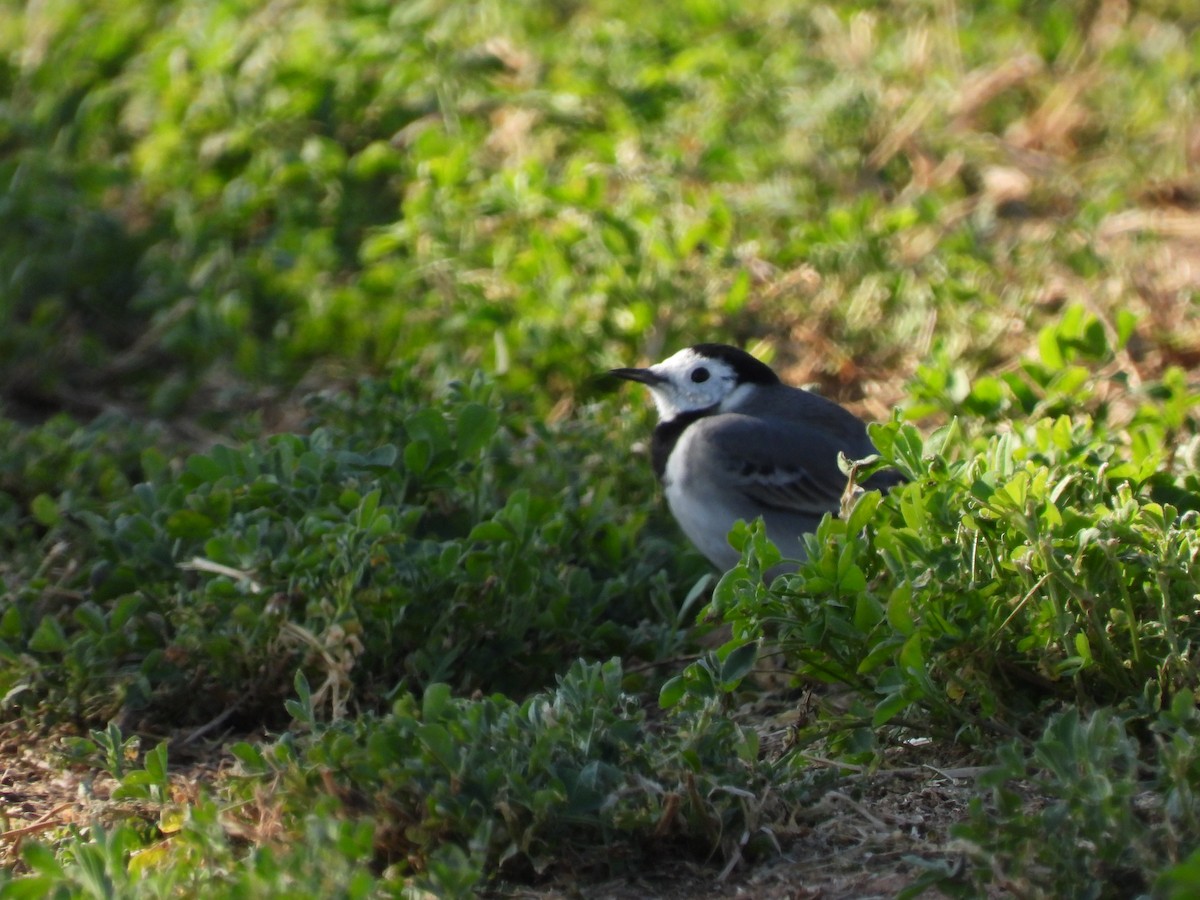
[609,343,902,576]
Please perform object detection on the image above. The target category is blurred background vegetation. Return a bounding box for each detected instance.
[5,0,1196,425]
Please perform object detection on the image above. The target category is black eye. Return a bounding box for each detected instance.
[690,367,710,383]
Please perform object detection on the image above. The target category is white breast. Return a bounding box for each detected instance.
[662,425,743,570]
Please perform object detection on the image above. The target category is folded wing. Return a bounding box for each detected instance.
[691,413,888,517]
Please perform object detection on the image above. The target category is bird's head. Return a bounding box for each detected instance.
[609,343,779,421]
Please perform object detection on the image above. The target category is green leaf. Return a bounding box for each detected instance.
[658,674,686,708]
[166,509,214,540]
[19,841,64,877]
[966,374,1006,415]
[1157,846,1200,899]
[899,633,925,672]
[29,616,67,653]
[683,660,717,699]
[0,605,22,639]
[113,770,156,799]
[422,682,452,721]
[286,671,315,726]
[723,268,751,313]
[845,489,882,535]
[140,446,169,482]
[850,591,882,631]
[144,742,168,783]
[467,520,511,542]
[403,438,432,475]
[229,742,267,771]
[837,561,867,594]
[417,723,458,772]
[364,444,399,468]
[886,583,915,635]
[718,641,758,689]
[1074,632,1093,665]
[0,874,61,899]
[73,602,107,635]
[1038,324,1064,369]
[857,639,898,675]
[872,686,912,728]
[29,493,59,527]
[406,408,451,455]
[456,403,499,458]
[898,490,927,531]
[185,453,227,484]
[110,594,142,629]
[1115,309,1138,349]
[356,489,382,528]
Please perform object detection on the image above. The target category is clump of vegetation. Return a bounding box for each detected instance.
[704,309,1200,740]
[26,661,778,895]
[677,311,1200,893]
[1,372,698,727]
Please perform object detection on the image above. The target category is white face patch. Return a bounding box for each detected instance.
[644,348,739,420]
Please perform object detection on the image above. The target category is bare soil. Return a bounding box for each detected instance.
[507,764,984,899]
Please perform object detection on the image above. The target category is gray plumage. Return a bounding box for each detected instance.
[610,343,900,576]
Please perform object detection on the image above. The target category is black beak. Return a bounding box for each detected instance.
[608,367,665,386]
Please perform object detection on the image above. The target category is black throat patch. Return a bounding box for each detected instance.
[651,407,715,480]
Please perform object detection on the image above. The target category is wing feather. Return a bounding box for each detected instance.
[692,414,868,517]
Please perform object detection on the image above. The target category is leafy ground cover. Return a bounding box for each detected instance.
[3,0,1200,896]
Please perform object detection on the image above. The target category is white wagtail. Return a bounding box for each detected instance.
[610,343,902,575]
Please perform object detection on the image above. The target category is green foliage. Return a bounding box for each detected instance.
[701,313,1200,751]
[5,0,1193,412]
[58,723,172,805]
[2,811,383,899]
[677,319,1200,893]
[0,412,161,530]
[4,0,1200,896]
[1,663,778,894]
[948,694,1200,898]
[234,659,776,892]
[0,371,694,724]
